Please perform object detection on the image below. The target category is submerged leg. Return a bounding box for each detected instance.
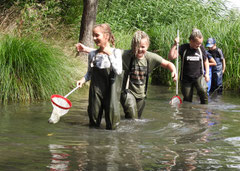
[120,91,138,119]
[88,87,104,128]
[136,98,146,119]
[181,80,194,102]
[195,76,208,104]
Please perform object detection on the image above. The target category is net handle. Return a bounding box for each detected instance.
[64,86,79,98]
[176,29,179,96]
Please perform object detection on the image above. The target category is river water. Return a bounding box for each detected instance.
[0,85,240,171]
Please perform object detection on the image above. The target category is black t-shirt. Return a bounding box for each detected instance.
[179,44,207,81]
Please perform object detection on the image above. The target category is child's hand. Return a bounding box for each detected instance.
[205,74,210,82]
[174,37,180,46]
[103,46,112,56]
[77,78,86,88]
[171,71,177,82]
[76,43,87,52]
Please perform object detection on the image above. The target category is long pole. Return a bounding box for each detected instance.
[64,87,79,98]
[176,30,179,96]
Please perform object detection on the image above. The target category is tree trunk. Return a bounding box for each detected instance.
[79,0,98,48]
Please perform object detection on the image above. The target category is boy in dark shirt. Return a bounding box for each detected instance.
[206,38,226,94]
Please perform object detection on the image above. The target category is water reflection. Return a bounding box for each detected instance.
[167,103,222,170]
[48,144,70,170]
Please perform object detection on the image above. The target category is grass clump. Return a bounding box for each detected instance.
[0,34,74,103]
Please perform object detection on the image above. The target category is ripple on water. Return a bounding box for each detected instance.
[116,118,152,133]
[225,137,240,147]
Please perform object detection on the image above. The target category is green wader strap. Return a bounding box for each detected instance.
[181,49,187,80]
[198,47,204,75]
[144,59,150,96]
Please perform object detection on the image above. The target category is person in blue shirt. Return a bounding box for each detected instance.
[205,51,216,95]
[206,38,226,95]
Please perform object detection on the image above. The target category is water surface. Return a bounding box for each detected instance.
[0,86,240,170]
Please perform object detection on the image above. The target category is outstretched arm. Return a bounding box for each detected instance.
[160,59,177,82]
[76,43,95,53]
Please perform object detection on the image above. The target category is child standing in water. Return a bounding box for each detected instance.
[120,31,177,119]
[77,30,177,119]
[77,23,122,130]
[168,28,210,104]
[206,51,216,95]
[206,38,226,94]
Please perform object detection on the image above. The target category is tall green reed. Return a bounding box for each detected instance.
[0,34,73,103]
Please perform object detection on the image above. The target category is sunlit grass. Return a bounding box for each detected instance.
[0,34,74,103]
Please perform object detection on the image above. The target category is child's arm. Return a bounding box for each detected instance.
[222,58,226,73]
[168,37,179,60]
[204,59,210,82]
[160,59,177,82]
[208,57,216,66]
[76,43,95,53]
[218,48,225,73]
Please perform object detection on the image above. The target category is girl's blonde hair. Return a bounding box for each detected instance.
[189,28,203,41]
[131,30,150,56]
[93,23,115,47]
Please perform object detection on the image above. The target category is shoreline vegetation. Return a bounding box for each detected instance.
[0,0,240,102]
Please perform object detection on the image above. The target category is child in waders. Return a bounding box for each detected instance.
[76,31,177,120]
[77,23,122,130]
[169,28,210,104]
[206,38,226,95]
[206,51,216,95]
[120,31,177,119]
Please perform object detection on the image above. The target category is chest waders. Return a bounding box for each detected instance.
[210,49,223,94]
[88,67,122,130]
[120,57,149,119]
[181,48,208,104]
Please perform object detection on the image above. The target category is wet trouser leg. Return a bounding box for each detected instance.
[181,80,194,102]
[195,76,208,104]
[181,77,208,104]
[88,88,104,128]
[104,104,112,130]
[120,91,138,119]
[120,90,146,119]
[216,71,223,94]
[106,72,123,130]
[136,98,145,119]
[88,67,122,130]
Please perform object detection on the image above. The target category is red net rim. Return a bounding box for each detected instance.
[170,95,182,104]
[51,94,72,110]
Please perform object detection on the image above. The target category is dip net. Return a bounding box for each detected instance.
[48,95,72,124]
[169,95,182,106]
